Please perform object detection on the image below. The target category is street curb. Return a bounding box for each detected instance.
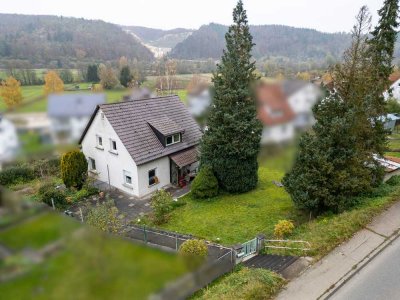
[320,228,400,299]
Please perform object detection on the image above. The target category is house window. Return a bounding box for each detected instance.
[123,170,132,186]
[110,139,117,153]
[89,157,96,170]
[166,133,181,146]
[148,168,158,186]
[96,135,103,148]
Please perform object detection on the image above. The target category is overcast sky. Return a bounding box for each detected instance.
[0,0,383,33]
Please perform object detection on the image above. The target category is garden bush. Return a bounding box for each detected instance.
[61,150,88,190]
[86,200,122,233]
[191,165,219,199]
[385,175,400,186]
[0,166,35,186]
[38,182,67,208]
[274,220,295,239]
[178,239,208,270]
[150,189,173,224]
[31,157,60,177]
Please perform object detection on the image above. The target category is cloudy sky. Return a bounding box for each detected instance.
[0,0,382,33]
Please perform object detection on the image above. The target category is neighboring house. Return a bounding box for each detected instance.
[257,83,295,144]
[383,72,400,101]
[188,88,211,118]
[47,94,105,144]
[79,95,203,198]
[375,155,400,181]
[282,80,321,130]
[377,114,400,133]
[127,87,156,101]
[0,115,19,165]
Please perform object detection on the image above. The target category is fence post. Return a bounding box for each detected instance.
[175,234,178,251]
[143,225,147,243]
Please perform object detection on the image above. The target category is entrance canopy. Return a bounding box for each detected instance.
[169,147,199,168]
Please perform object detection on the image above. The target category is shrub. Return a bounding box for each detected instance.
[191,165,219,199]
[0,166,35,186]
[386,175,400,186]
[274,220,295,239]
[178,239,208,270]
[86,200,122,233]
[150,189,173,224]
[61,150,88,190]
[31,157,60,177]
[37,182,67,208]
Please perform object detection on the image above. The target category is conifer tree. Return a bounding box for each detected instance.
[200,0,262,193]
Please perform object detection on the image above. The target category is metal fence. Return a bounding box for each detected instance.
[124,225,233,261]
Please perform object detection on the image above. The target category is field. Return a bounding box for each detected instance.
[0,211,187,300]
[0,83,189,113]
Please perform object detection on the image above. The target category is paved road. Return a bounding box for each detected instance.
[330,235,400,300]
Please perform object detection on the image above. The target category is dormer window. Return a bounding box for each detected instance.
[166,133,181,146]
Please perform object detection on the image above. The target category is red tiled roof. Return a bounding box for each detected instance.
[256,83,295,126]
[389,72,400,83]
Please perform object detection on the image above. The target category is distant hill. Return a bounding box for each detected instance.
[0,14,154,68]
[122,26,193,49]
[170,23,352,62]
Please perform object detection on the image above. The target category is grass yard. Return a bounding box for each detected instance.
[0,211,187,300]
[161,147,302,245]
[160,144,400,261]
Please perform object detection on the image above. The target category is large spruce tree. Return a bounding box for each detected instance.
[283,4,399,213]
[200,0,262,193]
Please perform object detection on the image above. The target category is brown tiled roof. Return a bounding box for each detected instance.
[148,116,183,136]
[256,83,295,126]
[80,95,202,165]
[170,147,199,168]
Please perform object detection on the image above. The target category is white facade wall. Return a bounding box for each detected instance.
[137,157,171,198]
[288,84,319,129]
[81,109,140,196]
[81,109,174,198]
[50,116,91,144]
[261,122,295,144]
[384,79,400,101]
[0,117,19,163]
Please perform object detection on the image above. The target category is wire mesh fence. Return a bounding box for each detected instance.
[125,225,233,262]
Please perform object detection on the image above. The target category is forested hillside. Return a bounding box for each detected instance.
[0,14,154,68]
[170,23,352,61]
[122,26,193,48]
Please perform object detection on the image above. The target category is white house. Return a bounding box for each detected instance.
[384,73,400,101]
[188,88,212,117]
[47,94,105,144]
[282,80,321,130]
[79,95,203,198]
[0,115,19,165]
[257,83,295,144]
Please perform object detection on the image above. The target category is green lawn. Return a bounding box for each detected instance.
[160,144,400,260]
[161,148,302,245]
[0,212,187,300]
[0,212,79,251]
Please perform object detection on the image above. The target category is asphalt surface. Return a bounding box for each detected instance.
[330,235,400,300]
